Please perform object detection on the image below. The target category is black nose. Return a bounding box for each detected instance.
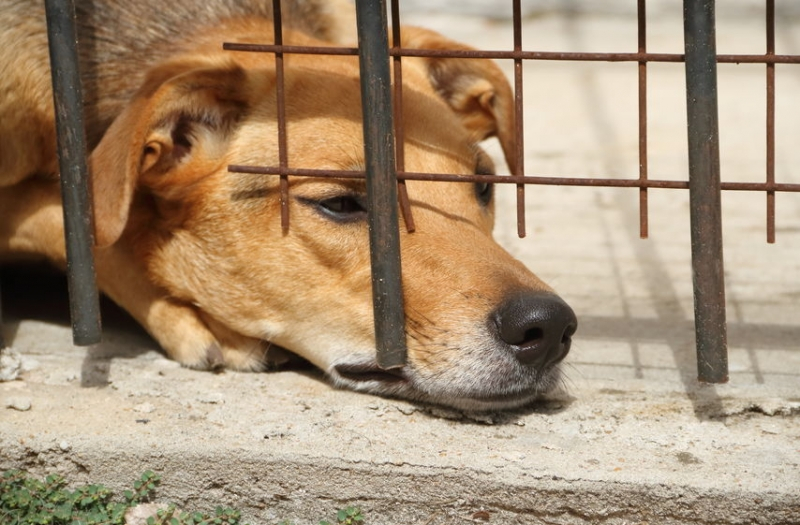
[492,292,577,368]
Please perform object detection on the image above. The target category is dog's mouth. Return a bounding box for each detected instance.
[333,362,408,384]
[330,358,560,412]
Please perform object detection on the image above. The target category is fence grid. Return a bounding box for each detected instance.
[3,0,797,385]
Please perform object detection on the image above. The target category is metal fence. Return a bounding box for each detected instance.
[3,0,797,385]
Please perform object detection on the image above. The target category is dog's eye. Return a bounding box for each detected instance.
[474,152,495,207]
[314,195,368,222]
[475,181,493,206]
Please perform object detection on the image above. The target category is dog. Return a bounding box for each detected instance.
[0,0,576,411]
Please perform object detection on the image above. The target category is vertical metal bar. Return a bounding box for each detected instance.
[683,0,728,383]
[637,0,650,239]
[765,0,776,243]
[272,0,290,234]
[44,0,102,346]
[513,0,527,238]
[355,0,407,369]
[390,0,416,233]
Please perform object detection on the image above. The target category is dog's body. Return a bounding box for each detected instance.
[0,0,576,410]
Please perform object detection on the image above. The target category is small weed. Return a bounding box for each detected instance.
[0,469,162,525]
[1,470,365,525]
[320,506,364,525]
[145,504,244,525]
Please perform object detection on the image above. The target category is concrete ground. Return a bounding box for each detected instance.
[2,3,799,524]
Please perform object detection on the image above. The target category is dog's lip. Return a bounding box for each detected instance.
[462,389,540,404]
[458,368,562,406]
[333,363,408,384]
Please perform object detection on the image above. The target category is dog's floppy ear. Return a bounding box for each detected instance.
[400,27,516,171]
[90,59,250,247]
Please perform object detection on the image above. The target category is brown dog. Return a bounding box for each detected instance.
[0,0,576,411]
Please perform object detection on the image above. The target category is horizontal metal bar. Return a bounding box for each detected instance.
[228,165,800,192]
[224,42,800,64]
[224,42,359,55]
[717,54,800,64]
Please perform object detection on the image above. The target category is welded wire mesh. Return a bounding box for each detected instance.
[14,0,797,383]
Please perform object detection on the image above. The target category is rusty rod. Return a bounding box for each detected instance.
[766,0,776,243]
[223,42,800,65]
[390,0,415,233]
[638,0,650,239]
[272,0,290,233]
[513,0,527,238]
[228,165,800,193]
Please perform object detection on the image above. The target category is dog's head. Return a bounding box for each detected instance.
[89,25,576,411]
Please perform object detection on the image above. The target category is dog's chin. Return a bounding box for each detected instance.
[328,360,561,412]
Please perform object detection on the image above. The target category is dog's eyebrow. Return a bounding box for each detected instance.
[229,174,368,202]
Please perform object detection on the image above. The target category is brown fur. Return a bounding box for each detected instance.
[0,0,574,410]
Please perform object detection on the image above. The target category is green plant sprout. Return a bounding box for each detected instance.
[320,506,364,525]
[1,470,365,525]
[1,469,163,525]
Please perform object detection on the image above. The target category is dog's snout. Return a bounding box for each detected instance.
[492,292,577,368]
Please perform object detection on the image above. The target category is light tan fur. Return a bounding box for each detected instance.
[0,0,574,410]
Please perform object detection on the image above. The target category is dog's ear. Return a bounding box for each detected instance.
[90,59,250,247]
[400,27,516,171]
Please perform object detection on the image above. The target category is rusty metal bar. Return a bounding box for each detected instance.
[224,42,800,65]
[513,0,526,238]
[272,0,290,233]
[229,165,800,192]
[390,0,415,233]
[224,43,359,55]
[637,0,649,239]
[355,0,407,370]
[766,0,776,243]
[683,0,728,383]
[44,0,102,346]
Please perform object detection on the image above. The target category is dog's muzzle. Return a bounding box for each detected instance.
[328,290,577,411]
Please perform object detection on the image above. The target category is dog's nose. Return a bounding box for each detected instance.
[492,292,577,368]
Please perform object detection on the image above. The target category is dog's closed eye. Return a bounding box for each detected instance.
[474,181,493,206]
[300,194,368,223]
[474,152,495,207]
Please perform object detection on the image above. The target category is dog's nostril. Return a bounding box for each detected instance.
[562,321,577,344]
[516,327,544,348]
[493,292,578,368]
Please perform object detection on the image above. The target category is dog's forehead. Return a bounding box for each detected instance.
[230,53,479,174]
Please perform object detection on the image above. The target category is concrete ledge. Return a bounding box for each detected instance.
[2,312,798,524]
